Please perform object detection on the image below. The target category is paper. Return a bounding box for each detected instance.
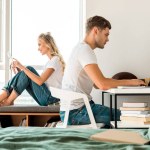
[90,129,149,144]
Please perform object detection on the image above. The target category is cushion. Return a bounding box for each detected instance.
[0,105,60,113]
[112,72,137,80]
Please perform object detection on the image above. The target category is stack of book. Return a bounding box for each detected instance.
[44,122,58,128]
[19,117,27,126]
[120,102,150,125]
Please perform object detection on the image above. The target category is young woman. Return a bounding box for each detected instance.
[0,32,65,106]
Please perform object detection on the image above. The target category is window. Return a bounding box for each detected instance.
[11,0,82,104]
[12,0,80,64]
[0,0,11,89]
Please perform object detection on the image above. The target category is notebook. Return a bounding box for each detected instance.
[90,129,149,144]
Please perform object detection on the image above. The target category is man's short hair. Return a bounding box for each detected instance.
[86,16,111,33]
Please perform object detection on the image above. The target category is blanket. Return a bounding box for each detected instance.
[0,127,150,150]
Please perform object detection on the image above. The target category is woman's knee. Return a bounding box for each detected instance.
[26,66,35,72]
[26,66,39,75]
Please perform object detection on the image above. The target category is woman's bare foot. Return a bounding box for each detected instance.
[0,90,9,103]
[0,89,18,106]
[0,99,14,106]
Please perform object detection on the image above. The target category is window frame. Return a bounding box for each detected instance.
[0,0,12,83]
[0,0,3,63]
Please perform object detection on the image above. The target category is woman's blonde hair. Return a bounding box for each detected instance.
[38,32,65,72]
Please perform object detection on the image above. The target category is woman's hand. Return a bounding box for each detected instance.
[10,60,18,74]
[10,59,23,74]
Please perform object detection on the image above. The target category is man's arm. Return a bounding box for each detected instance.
[84,64,145,90]
[93,84,98,89]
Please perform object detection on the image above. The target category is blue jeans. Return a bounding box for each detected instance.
[2,66,59,106]
[60,100,121,126]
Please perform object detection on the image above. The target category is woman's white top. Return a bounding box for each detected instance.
[43,56,63,89]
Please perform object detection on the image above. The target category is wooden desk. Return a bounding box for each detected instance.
[102,87,150,128]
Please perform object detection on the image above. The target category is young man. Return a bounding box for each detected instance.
[60,16,145,126]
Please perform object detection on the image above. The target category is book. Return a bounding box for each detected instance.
[121,110,150,115]
[90,129,149,144]
[120,115,150,122]
[121,120,150,125]
[44,122,58,128]
[121,110,150,117]
[50,122,58,127]
[117,86,146,89]
[44,122,51,127]
[120,107,150,111]
[122,102,148,108]
[19,117,27,126]
[121,114,149,117]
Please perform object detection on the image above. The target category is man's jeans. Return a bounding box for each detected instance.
[60,100,121,126]
[2,66,59,106]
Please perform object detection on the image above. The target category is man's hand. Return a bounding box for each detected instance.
[131,79,146,86]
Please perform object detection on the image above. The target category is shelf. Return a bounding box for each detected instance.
[0,105,60,127]
[0,112,60,127]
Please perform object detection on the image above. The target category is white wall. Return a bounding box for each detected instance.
[86,0,150,106]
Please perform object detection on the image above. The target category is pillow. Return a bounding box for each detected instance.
[112,72,137,80]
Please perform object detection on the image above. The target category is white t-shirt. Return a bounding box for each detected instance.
[43,56,63,89]
[60,42,97,111]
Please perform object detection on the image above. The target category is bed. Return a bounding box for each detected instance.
[0,127,150,150]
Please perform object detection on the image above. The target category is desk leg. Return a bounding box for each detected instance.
[110,95,112,127]
[102,92,104,105]
[114,95,118,128]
